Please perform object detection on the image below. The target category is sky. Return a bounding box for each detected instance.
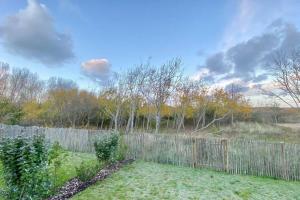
[0,0,300,106]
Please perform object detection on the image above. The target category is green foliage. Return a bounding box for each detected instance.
[94,134,119,163]
[0,135,51,199]
[0,98,23,125]
[48,141,68,188]
[48,141,64,164]
[115,135,128,161]
[75,160,101,182]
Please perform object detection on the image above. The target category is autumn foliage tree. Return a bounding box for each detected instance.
[0,59,252,132]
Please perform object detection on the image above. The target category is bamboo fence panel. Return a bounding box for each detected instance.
[0,124,299,180]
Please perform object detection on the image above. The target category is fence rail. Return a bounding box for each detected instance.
[0,124,299,181]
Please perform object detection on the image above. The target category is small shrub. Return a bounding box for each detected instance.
[0,135,51,199]
[115,135,128,161]
[48,141,68,188]
[75,160,101,182]
[94,134,119,163]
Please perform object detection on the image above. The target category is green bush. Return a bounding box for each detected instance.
[94,134,119,163]
[0,135,51,199]
[115,135,128,161]
[75,160,101,182]
[48,141,68,188]
[0,97,23,125]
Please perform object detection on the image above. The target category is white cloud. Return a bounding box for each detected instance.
[221,0,257,48]
[0,0,74,65]
[81,58,112,84]
[220,0,299,50]
[190,68,209,81]
[197,20,300,87]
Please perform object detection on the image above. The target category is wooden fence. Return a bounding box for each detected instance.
[124,134,300,180]
[0,124,299,180]
[0,124,112,152]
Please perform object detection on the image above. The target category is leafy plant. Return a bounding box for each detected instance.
[75,160,101,182]
[94,134,119,163]
[115,135,128,161]
[48,141,68,188]
[0,135,51,199]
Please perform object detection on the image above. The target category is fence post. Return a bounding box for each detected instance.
[141,134,145,160]
[192,137,197,168]
[280,142,287,180]
[221,139,228,172]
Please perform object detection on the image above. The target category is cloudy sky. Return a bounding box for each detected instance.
[0,0,300,105]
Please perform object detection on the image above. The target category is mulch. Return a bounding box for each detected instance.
[47,159,134,200]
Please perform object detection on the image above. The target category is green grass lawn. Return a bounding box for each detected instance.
[73,161,300,200]
[0,151,97,200]
[51,151,97,188]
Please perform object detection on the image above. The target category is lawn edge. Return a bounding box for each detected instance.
[47,159,134,200]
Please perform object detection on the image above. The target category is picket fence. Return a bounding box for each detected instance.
[0,124,299,181]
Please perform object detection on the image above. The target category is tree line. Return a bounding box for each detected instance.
[0,59,251,133]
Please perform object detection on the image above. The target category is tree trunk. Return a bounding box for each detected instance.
[146,114,150,131]
[109,118,113,129]
[177,114,185,132]
[130,104,135,133]
[202,111,206,128]
[126,102,136,134]
[125,115,131,134]
[195,111,203,130]
[114,107,120,131]
[142,117,145,131]
[173,114,177,129]
[166,116,170,129]
[100,118,104,129]
[155,109,161,134]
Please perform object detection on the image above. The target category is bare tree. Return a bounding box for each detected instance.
[48,77,78,91]
[22,73,44,103]
[124,64,148,133]
[0,62,9,97]
[8,68,44,104]
[269,101,280,124]
[175,78,202,132]
[46,77,78,127]
[227,83,243,125]
[268,49,300,108]
[101,73,127,131]
[142,58,181,133]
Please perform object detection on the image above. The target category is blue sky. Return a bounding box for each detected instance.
[1,0,300,103]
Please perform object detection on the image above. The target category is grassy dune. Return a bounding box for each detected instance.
[73,161,300,200]
[188,122,300,143]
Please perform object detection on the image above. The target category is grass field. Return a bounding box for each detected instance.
[190,122,300,143]
[157,122,300,143]
[73,161,300,200]
[50,151,97,188]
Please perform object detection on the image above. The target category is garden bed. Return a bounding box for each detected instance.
[48,159,134,200]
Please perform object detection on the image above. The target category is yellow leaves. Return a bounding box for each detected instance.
[137,104,156,116]
[185,105,194,118]
[98,95,116,111]
[173,86,252,120]
[161,104,173,117]
[22,101,43,122]
[201,88,252,118]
